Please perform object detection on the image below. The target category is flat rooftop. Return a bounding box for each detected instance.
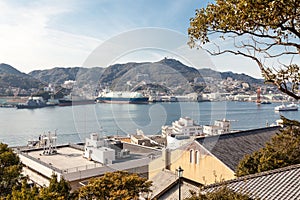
[27,147,101,171]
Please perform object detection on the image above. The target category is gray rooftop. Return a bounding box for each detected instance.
[204,164,300,200]
[150,169,201,200]
[196,126,280,170]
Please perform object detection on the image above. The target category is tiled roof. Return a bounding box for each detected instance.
[204,164,300,200]
[196,126,280,170]
[150,169,201,200]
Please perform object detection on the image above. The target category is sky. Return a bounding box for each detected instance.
[0,0,262,78]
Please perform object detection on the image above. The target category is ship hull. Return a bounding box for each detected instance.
[274,103,298,111]
[96,97,149,104]
[58,99,95,106]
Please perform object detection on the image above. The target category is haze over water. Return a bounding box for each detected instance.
[0,101,299,147]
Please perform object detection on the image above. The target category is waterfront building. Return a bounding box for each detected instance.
[162,117,203,149]
[163,117,231,148]
[233,94,250,101]
[202,125,223,135]
[203,118,231,135]
[162,117,203,137]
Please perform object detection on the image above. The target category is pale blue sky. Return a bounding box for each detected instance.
[0,0,263,77]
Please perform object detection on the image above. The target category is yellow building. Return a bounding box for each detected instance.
[149,126,279,185]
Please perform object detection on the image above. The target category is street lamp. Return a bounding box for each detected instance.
[177,166,184,200]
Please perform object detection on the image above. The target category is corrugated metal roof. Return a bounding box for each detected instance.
[196,126,280,170]
[204,164,300,200]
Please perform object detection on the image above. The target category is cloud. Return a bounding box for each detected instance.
[0,0,101,72]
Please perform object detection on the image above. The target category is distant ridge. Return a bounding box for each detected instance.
[1,59,264,95]
[198,68,263,85]
[98,58,203,90]
[0,63,25,76]
[0,63,43,91]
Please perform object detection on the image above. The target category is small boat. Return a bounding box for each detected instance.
[261,100,271,104]
[274,103,298,111]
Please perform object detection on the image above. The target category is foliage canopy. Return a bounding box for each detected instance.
[78,171,152,200]
[0,143,22,198]
[236,116,300,176]
[189,0,300,99]
[8,174,72,200]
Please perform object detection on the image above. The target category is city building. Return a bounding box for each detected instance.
[149,126,280,185]
[203,118,231,135]
[150,164,300,200]
[162,117,203,137]
[17,133,161,190]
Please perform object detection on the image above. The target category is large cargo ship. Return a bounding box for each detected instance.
[96,91,149,104]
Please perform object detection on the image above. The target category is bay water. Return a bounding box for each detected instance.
[0,101,299,146]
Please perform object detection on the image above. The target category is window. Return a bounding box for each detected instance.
[190,150,194,163]
[195,151,199,164]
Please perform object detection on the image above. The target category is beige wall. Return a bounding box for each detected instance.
[149,142,235,185]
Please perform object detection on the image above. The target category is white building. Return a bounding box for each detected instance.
[203,119,231,136]
[83,133,115,165]
[62,80,76,89]
[163,117,232,149]
[162,117,203,149]
[203,125,223,135]
[214,119,231,133]
[162,117,203,137]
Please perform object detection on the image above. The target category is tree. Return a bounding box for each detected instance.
[8,179,39,200]
[188,0,300,100]
[78,171,152,200]
[8,174,72,200]
[0,143,23,197]
[39,174,72,200]
[186,185,252,200]
[236,117,300,176]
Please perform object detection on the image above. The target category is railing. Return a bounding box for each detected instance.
[62,163,103,174]
[68,143,84,151]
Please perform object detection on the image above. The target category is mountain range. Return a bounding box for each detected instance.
[0,59,263,95]
[0,63,42,90]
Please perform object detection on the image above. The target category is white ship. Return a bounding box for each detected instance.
[274,103,298,111]
[96,90,149,104]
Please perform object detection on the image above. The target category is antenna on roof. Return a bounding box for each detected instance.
[42,130,58,155]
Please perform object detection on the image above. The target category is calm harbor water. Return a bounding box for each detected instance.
[0,101,299,146]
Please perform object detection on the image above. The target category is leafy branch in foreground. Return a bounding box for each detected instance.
[188,0,300,99]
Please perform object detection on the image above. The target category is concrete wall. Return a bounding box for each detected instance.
[122,142,161,154]
[19,153,62,179]
[23,167,50,187]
